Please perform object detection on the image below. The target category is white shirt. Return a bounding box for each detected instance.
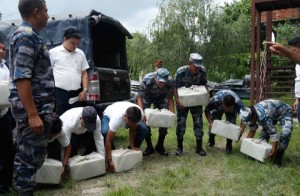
[48,130,70,148]
[295,64,300,98]
[50,45,89,91]
[103,101,144,132]
[60,107,105,156]
[0,59,9,117]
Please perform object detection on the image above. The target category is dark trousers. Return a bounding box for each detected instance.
[14,114,52,192]
[47,140,62,161]
[70,132,96,157]
[55,87,82,116]
[0,110,14,191]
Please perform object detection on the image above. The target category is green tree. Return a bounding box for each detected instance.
[148,0,218,76]
[202,0,252,81]
[127,0,253,82]
[126,32,152,80]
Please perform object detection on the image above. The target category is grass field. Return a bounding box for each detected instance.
[34,103,300,196]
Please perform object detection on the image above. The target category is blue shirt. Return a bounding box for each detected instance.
[138,73,174,103]
[9,22,55,120]
[254,99,292,141]
[207,90,244,114]
[174,65,207,88]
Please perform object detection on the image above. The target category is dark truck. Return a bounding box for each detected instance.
[0,10,132,114]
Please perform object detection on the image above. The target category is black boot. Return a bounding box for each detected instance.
[155,134,168,156]
[175,139,183,156]
[273,149,284,166]
[208,133,215,147]
[226,139,233,154]
[143,135,154,156]
[196,139,206,156]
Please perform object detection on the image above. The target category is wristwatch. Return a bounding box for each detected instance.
[83,88,88,93]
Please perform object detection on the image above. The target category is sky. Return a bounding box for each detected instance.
[0,0,234,33]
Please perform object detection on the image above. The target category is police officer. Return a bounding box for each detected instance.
[174,53,209,156]
[9,0,55,195]
[204,90,245,154]
[137,68,175,156]
[239,99,293,166]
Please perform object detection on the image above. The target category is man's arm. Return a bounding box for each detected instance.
[137,95,144,111]
[62,144,71,167]
[173,87,184,108]
[105,130,116,172]
[79,70,88,101]
[61,144,71,180]
[266,41,300,64]
[93,123,105,156]
[17,79,43,134]
[129,125,138,150]
[167,96,175,113]
[204,107,213,129]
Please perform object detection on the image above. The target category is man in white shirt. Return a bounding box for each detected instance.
[0,36,15,194]
[288,37,300,122]
[59,106,105,157]
[46,114,71,180]
[101,101,149,172]
[50,28,90,115]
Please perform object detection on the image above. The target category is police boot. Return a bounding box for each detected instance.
[273,149,284,166]
[143,135,154,156]
[155,135,168,156]
[196,139,206,156]
[226,139,233,154]
[175,139,183,156]
[208,133,215,147]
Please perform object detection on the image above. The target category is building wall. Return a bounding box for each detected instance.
[261,8,300,22]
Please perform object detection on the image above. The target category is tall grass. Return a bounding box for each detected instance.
[35,107,300,196]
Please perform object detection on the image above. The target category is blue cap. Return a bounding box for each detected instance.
[189,53,204,68]
[239,107,252,125]
[82,106,97,131]
[156,68,169,82]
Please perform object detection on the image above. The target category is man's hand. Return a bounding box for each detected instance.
[131,146,139,151]
[107,160,115,173]
[79,90,87,101]
[176,99,184,108]
[61,165,70,181]
[265,41,288,57]
[28,115,44,135]
[266,150,276,160]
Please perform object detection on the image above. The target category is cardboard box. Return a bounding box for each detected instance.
[0,81,10,108]
[211,120,241,141]
[68,152,106,180]
[145,109,175,128]
[112,149,142,172]
[177,85,208,107]
[240,138,272,162]
[36,158,62,184]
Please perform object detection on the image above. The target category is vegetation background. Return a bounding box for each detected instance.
[126,0,299,82]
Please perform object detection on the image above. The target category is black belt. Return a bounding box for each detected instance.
[55,87,81,94]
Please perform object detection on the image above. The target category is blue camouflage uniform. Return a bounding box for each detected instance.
[206,89,244,125]
[9,22,55,192]
[138,73,174,150]
[174,65,207,141]
[205,90,244,150]
[253,99,292,151]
